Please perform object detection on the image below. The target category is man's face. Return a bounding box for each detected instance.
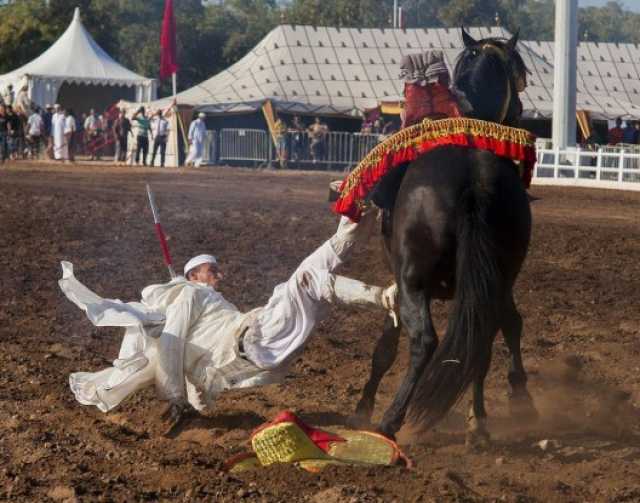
[190,262,223,289]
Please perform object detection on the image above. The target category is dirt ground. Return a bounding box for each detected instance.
[1,163,639,503]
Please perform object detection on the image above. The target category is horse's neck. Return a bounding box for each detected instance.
[459,78,521,127]
[502,82,523,127]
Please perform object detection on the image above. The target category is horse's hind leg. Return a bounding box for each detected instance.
[378,283,438,439]
[350,314,401,428]
[466,337,496,450]
[502,293,538,422]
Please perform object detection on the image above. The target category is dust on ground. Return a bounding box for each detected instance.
[1,163,639,502]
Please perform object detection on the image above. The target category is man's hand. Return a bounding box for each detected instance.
[160,399,199,438]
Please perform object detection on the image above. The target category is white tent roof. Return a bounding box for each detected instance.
[163,24,640,120]
[0,7,154,88]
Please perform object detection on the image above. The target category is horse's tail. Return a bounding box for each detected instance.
[409,186,502,429]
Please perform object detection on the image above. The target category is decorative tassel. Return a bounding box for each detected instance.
[335,117,536,221]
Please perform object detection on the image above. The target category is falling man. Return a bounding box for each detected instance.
[60,211,396,432]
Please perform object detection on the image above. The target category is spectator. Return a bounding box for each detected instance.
[14,85,30,117]
[102,110,114,157]
[307,117,328,164]
[64,108,77,162]
[622,120,638,144]
[273,117,288,169]
[360,118,373,134]
[43,104,53,139]
[26,106,44,159]
[150,109,170,167]
[608,117,624,145]
[186,112,206,168]
[3,84,15,107]
[97,113,106,154]
[0,104,8,163]
[84,109,100,160]
[6,105,21,160]
[112,109,132,165]
[51,104,66,160]
[76,113,86,155]
[290,115,305,162]
[132,107,151,166]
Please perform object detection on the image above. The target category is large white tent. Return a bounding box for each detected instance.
[0,7,156,111]
[157,24,640,121]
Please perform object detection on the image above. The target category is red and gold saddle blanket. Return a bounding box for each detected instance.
[334,117,537,221]
[224,411,411,473]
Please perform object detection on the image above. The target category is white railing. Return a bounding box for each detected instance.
[533,144,640,191]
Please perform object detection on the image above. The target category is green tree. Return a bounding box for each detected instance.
[2,0,640,97]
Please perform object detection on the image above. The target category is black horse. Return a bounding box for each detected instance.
[352,28,538,447]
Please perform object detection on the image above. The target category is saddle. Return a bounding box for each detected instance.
[333,118,537,222]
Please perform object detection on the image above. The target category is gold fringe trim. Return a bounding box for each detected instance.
[341,118,536,198]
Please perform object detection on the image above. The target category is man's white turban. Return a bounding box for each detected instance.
[184,254,217,277]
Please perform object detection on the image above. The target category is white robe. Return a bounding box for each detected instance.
[52,113,67,160]
[60,218,378,412]
[186,119,206,167]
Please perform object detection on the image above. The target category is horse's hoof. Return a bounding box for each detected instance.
[465,429,491,452]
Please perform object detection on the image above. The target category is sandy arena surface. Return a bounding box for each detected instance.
[1,163,639,502]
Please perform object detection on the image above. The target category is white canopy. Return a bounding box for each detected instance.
[148,24,640,121]
[0,8,156,109]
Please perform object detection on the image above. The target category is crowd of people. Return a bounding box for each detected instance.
[0,84,176,166]
[272,115,330,168]
[607,117,640,145]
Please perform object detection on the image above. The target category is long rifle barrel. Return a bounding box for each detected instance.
[146,184,176,279]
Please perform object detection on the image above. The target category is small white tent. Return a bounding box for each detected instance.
[0,7,156,111]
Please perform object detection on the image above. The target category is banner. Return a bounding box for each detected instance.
[160,0,178,80]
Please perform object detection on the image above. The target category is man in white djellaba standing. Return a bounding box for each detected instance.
[185,112,206,167]
[51,105,67,161]
[59,212,396,431]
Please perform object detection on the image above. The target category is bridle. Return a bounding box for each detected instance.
[455,40,527,124]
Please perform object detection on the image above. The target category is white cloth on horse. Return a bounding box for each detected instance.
[186,118,206,167]
[60,214,388,412]
[51,112,66,160]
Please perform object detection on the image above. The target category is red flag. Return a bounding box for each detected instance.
[160,0,178,80]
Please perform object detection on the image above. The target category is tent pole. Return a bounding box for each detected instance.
[172,72,177,97]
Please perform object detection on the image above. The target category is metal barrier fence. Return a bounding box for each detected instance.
[534,145,640,189]
[210,128,640,191]
[201,130,217,165]
[218,128,272,164]
[215,128,384,170]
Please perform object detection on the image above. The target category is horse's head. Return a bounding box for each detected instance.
[453,28,528,126]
